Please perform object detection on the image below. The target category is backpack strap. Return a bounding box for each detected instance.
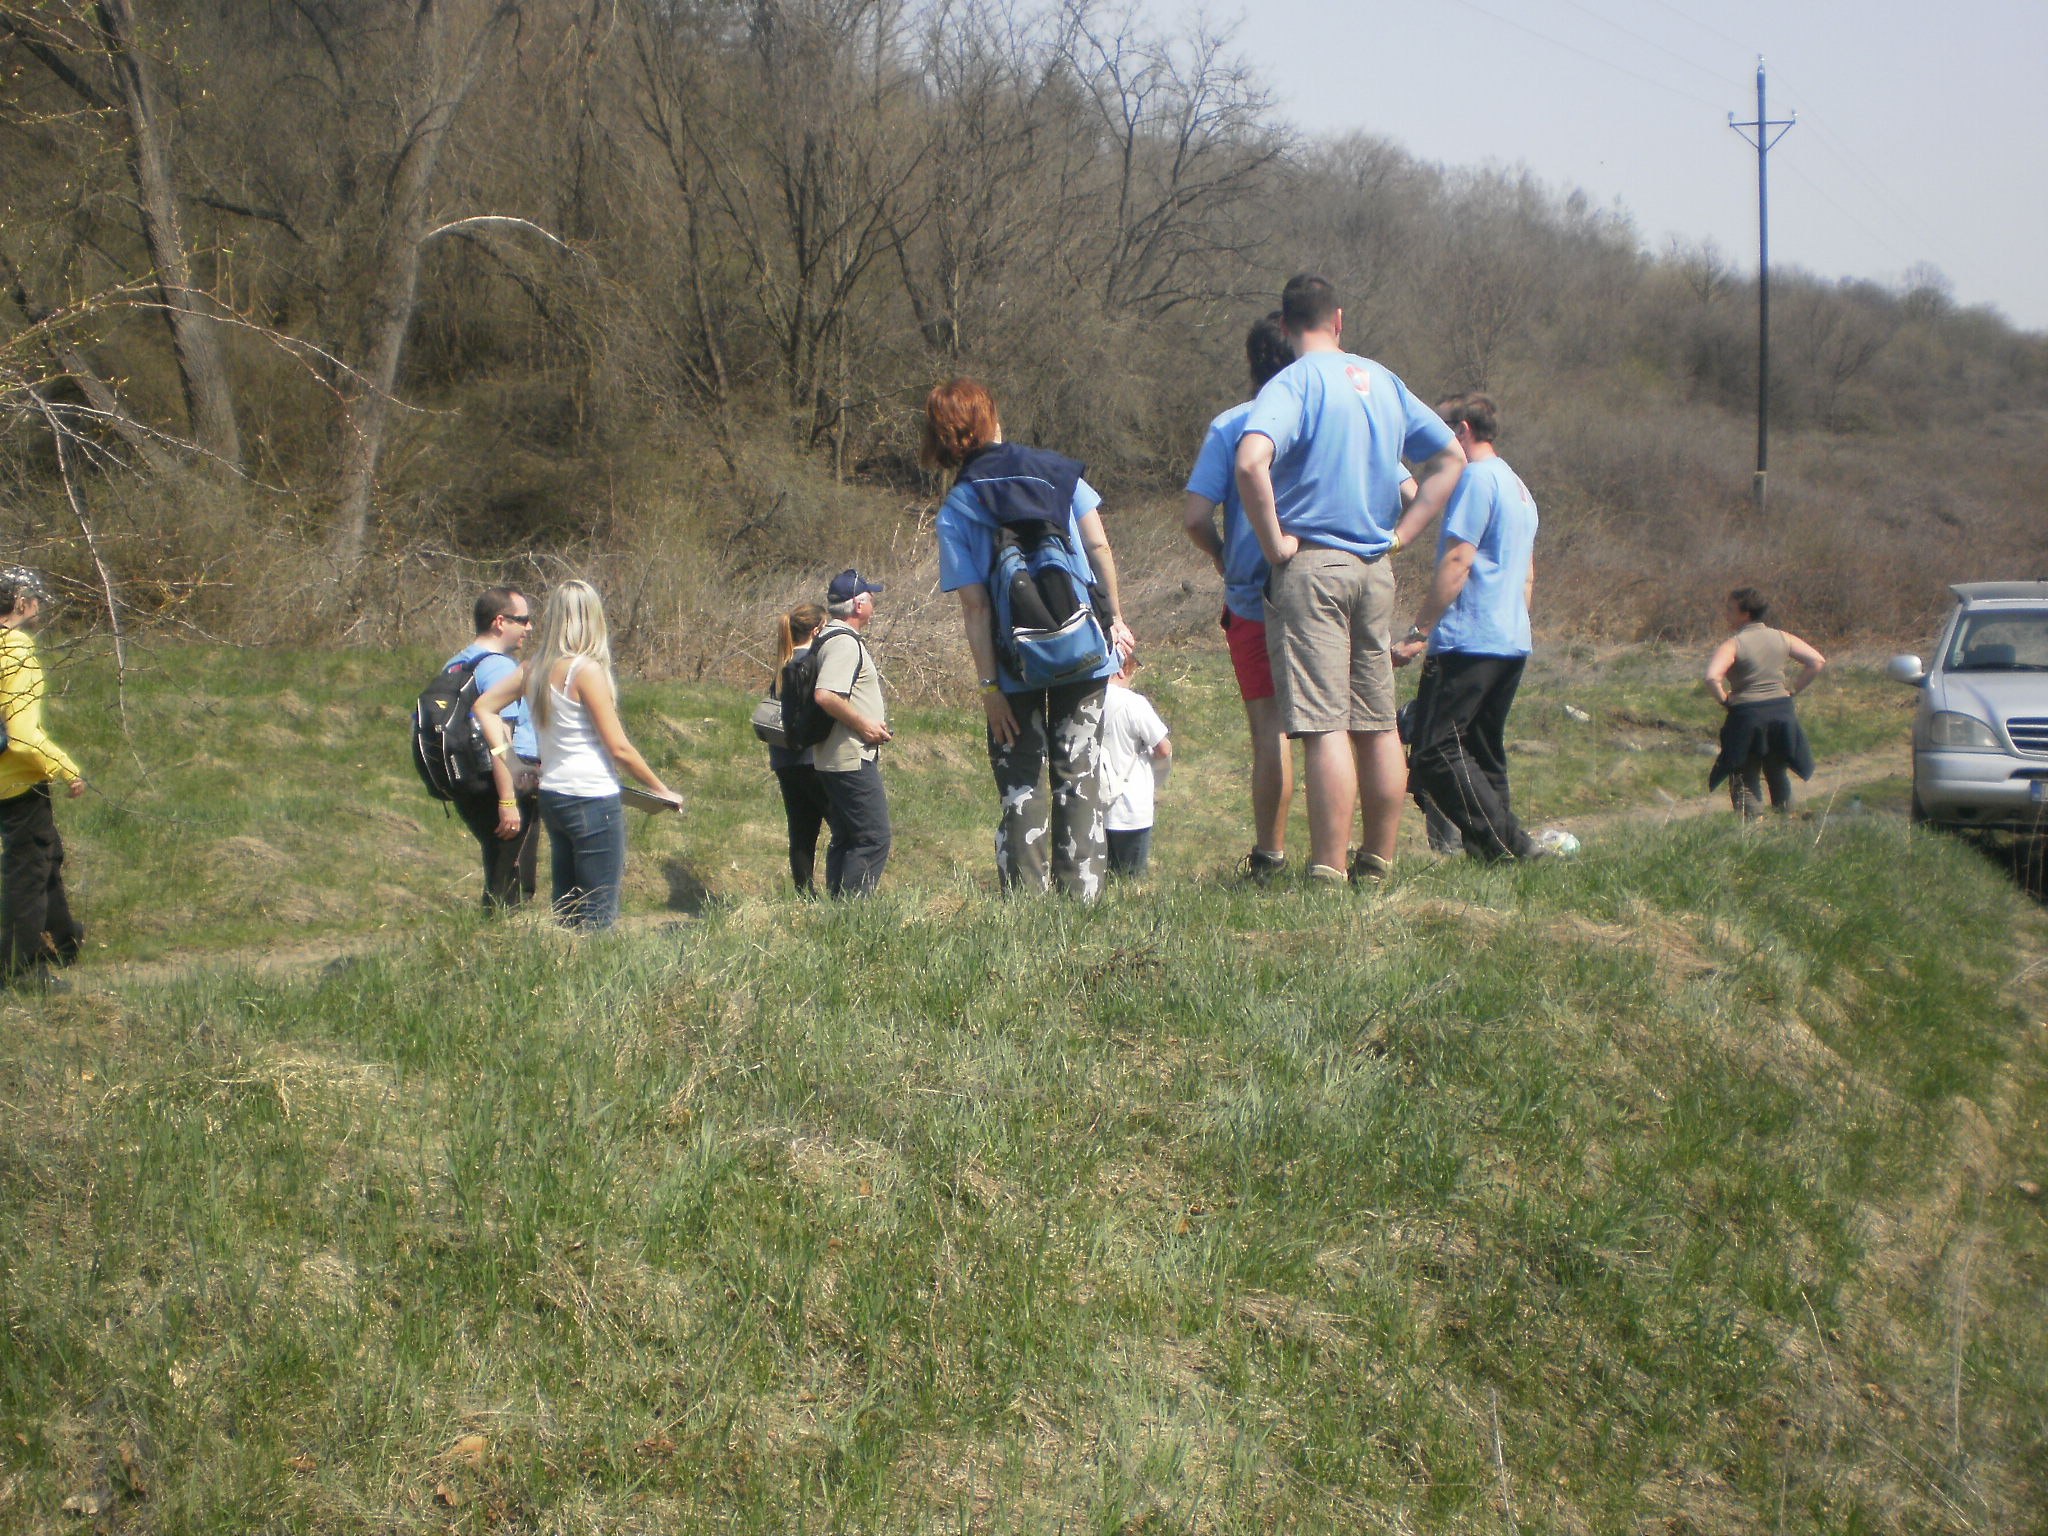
[811,624,867,695]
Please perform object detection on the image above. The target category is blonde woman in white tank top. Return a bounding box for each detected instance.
[474,581,681,928]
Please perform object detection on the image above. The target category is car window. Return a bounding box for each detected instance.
[1944,609,2048,671]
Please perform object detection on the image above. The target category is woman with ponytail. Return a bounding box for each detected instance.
[767,603,830,893]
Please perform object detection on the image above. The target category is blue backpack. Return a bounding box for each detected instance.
[959,445,1111,689]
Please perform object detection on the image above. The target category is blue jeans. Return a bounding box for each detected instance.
[539,790,626,929]
[1106,825,1152,877]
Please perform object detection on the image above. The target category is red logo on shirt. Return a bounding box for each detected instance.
[1345,365,1371,397]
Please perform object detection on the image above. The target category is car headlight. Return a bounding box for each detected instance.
[1928,711,2002,750]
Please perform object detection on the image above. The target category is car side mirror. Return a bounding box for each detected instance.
[1885,654,1925,686]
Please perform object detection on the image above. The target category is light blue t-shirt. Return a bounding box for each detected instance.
[1429,456,1538,659]
[447,643,538,760]
[936,474,1118,692]
[1241,351,1454,561]
[1185,401,1269,622]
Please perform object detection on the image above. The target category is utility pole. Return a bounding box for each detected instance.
[1729,58,1795,517]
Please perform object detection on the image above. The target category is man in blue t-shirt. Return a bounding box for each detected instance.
[1390,395,1542,861]
[445,585,540,908]
[1234,275,1466,886]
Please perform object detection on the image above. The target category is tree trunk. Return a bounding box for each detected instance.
[1,251,177,475]
[94,0,242,470]
[327,0,519,569]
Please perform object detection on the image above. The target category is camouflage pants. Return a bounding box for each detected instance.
[988,679,1108,900]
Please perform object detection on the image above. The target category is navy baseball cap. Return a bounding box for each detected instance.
[827,569,885,602]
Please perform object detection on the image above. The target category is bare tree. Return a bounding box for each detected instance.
[1,0,243,468]
[1434,169,1547,391]
[1669,236,1734,307]
[623,0,736,416]
[1292,134,1431,347]
[0,252,175,474]
[328,0,526,568]
[889,0,1077,360]
[1783,277,1898,430]
[1059,2,1280,315]
[694,0,931,461]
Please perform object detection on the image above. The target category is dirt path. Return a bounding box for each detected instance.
[86,911,693,992]
[1555,747,1909,837]
[92,934,388,990]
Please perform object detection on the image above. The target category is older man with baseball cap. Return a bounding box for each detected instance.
[810,568,892,896]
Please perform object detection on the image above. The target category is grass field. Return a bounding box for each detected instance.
[2,637,2044,1532]
[35,635,1917,962]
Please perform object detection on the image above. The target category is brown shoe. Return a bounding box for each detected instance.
[1348,850,1393,886]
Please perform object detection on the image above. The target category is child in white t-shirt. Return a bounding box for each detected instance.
[1099,660,1171,877]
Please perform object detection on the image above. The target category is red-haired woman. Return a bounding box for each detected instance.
[924,379,1135,898]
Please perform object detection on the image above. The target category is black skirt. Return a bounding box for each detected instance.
[1708,697,1815,790]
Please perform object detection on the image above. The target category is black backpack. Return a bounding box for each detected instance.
[780,626,865,751]
[412,654,496,801]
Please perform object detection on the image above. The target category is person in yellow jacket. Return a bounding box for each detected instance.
[0,568,85,991]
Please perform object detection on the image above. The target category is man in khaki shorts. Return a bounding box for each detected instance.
[1235,275,1466,884]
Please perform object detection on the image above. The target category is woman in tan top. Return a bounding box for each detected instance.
[1704,587,1827,816]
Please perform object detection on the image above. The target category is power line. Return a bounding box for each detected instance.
[1777,162,1920,274]
[1761,59,1968,279]
[1631,0,1751,57]
[1543,0,1734,91]
[1457,0,1727,113]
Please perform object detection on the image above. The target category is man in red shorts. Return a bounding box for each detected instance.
[1182,313,1299,879]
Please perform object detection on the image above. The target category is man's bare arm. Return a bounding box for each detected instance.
[1412,542,1479,637]
[1234,433,1294,567]
[1182,492,1225,573]
[1391,442,1466,550]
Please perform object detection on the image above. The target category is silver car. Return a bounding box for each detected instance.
[1889,581,2048,828]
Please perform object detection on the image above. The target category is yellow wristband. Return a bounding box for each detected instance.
[980,681,1002,695]
[1388,534,1405,557]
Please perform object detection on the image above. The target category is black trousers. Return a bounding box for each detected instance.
[816,758,891,897]
[452,786,541,910]
[1406,652,1537,862]
[1730,757,1794,816]
[0,783,83,975]
[774,764,831,892]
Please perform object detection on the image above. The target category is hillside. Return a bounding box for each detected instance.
[1,643,2044,1532]
[5,0,2048,663]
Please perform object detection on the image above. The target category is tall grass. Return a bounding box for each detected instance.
[2,820,2042,1531]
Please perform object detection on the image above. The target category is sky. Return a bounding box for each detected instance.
[1148,0,2048,332]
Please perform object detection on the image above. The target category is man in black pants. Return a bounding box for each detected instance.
[0,568,86,991]
[811,570,892,896]
[444,586,540,909]
[1391,396,1542,862]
